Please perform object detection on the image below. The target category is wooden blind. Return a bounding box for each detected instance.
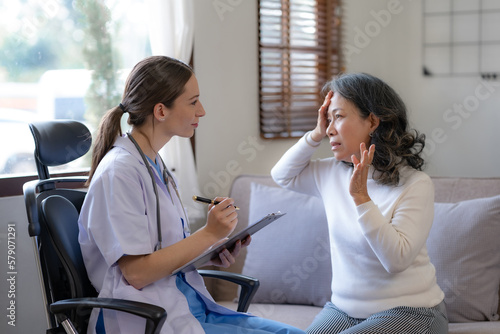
[258,0,342,139]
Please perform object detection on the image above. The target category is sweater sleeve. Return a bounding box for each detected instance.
[355,175,435,273]
[271,132,323,197]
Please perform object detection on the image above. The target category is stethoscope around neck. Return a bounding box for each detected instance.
[128,133,186,251]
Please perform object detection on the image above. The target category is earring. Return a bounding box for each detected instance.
[369,132,373,137]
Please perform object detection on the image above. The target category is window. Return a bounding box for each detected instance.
[258,0,343,139]
[0,0,151,181]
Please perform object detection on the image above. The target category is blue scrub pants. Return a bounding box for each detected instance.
[176,273,306,334]
[201,313,307,334]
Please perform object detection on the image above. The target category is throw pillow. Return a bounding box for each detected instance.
[241,182,332,306]
[427,195,500,322]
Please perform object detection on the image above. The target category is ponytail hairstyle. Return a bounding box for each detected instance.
[86,56,194,185]
[323,73,426,186]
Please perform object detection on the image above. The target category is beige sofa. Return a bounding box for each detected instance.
[204,174,500,334]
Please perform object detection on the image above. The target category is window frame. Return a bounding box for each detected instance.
[0,171,87,197]
[258,0,343,139]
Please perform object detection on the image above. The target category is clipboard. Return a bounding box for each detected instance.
[172,212,286,274]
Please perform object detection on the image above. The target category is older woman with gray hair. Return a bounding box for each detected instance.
[272,73,448,334]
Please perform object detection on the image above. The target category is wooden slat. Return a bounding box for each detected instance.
[258,0,342,139]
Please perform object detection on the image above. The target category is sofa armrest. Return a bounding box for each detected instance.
[198,269,260,312]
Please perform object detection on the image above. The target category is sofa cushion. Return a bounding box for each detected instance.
[427,195,500,322]
[241,182,332,306]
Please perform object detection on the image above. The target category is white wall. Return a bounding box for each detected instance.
[192,0,332,199]
[341,0,500,177]
[193,0,500,201]
[0,196,46,333]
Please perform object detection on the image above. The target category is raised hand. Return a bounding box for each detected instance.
[205,197,239,241]
[311,90,333,142]
[349,142,375,206]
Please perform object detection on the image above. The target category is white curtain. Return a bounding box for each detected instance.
[145,0,205,228]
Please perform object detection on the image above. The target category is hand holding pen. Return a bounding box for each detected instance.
[199,196,239,245]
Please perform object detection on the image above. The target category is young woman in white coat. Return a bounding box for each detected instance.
[271,73,448,334]
[78,55,306,334]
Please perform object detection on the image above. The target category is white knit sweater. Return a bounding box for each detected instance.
[271,133,444,318]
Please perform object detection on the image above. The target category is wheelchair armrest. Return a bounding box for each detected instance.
[198,269,260,313]
[50,297,166,334]
[23,177,88,237]
[23,179,44,237]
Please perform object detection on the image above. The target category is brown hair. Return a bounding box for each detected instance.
[86,56,193,185]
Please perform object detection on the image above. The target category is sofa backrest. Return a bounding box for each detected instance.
[432,177,500,202]
[210,174,500,320]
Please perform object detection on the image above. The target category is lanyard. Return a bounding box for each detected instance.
[128,133,188,251]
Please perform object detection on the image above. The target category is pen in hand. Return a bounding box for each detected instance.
[192,196,240,210]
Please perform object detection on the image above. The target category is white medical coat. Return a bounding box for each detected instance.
[78,135,238,334]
